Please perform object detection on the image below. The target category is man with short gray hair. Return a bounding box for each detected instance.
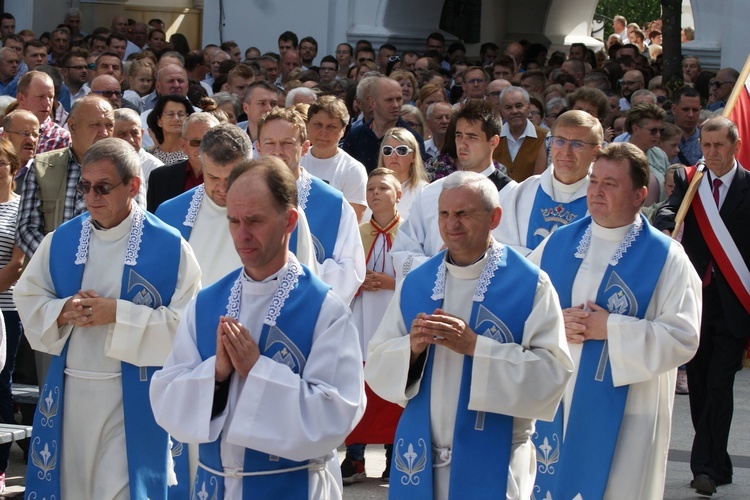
[147,112,220,211]
[15,137,201,500]
[495,86,546,182]
[114,107,163,196]
[366,170,572,499]
[0,47,19,93]
[424,101,453,158]
[156,124,255,285]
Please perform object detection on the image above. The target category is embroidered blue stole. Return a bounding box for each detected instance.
[156,185,204,240]
[390,244,538,499]
[535,215,670,499]
[290,173,342,263]
[29,209,182,500]
[193,262,330,500]
[525,184,587,250]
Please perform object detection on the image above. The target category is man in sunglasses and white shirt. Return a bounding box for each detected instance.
[496,110,600,257]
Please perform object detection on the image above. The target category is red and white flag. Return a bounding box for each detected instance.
[723,55,750,168]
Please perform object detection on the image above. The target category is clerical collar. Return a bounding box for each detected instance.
[242,260,287,284]
[446,243,492,267]
[551,169,588,194]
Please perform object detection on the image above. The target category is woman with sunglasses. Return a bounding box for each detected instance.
[146,95,194,164]
[373,127,429,219]
[0,139,24,492]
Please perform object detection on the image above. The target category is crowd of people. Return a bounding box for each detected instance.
[0,6,741,499]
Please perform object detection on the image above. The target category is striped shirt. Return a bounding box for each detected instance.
[0,196,19,310]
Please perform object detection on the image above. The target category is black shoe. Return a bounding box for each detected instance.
[691,474,717,496]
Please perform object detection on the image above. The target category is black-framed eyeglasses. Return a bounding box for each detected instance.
[358,57,374,63]
[657,96,667,104]
[187,139,202,147]
[91,89,122,98]
[550,136,598,152]
[76,180,124,195]
[382,145,413,157]
[65,65,87,71]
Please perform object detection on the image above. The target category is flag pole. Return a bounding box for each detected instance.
[723,54,750,118]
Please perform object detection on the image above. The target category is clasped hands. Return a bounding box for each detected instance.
[215,316,260,383]
[563,302,609,344]
[57,290,117,328]
[409,308,477,362]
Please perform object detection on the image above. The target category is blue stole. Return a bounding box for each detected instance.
[290,170,342,263]
[28,208,182,500]
[155,185,204,240]
[390,243,538,499]
[534,215,670,499]
[193,260,330,499]
[525,184,587,250]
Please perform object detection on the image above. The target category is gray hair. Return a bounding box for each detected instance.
[441,171,499,211]
[159,51,185,66]
[0,47,14,63]
[546,97,567,115]
[212,91,242,118]
[285,87,317,108]
[180,112,220,137]
[114,108,141,127]
[499,86,529,105]
[82,137,140,181]
[426,101,451,120]
[65,8,82,19]
[356,75,381,102]
[200,123,253,165]
[630,89,657,104]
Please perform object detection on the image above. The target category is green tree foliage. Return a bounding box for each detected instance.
[597,0,662,38]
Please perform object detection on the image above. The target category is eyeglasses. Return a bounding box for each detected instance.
[187,139,202,147]
[91,89,122,98]
[529,110,541,117]
[76,180,124,195]
[65,65,87,70]
[637,125,664,136]
[382,145,414,157]
[550,136,599,151]
[358,57,374,63]
[466,78,485,85]
[5,129,39,139]
[87,63,95,70]
[709,80,734,88]
[388,55,401,63]
[657,95,667,104]
[401,121,420,130]
[162,111,187,120]
[335,50,351,55]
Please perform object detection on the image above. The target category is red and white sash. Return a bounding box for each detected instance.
[688,165,750,314]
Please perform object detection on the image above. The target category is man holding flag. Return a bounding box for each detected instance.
[655,115,750,496]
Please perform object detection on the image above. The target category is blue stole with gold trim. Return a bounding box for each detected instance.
[290,173,342,263]
[538,214,670,499]
[28,209,181,500]
[390,244,538,499]
[156,185,203,240]
[193,263,329,499]
[525,184,587,250]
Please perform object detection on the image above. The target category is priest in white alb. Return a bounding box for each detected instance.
[496,110,599,255]
[528,143,701,499]
[14,138,202,499]
[256,107,364,304]
[365,171,573,499]
[156,123,317,286]
[150,156,366,499]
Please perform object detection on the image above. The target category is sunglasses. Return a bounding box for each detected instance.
[187,139,202,147]
[637,125,664,136]
[76,180,124,195]
[382,145,413,157]
[91,89,122,98]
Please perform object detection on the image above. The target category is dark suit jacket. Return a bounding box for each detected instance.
[654,164,750,338]
[147,159,189,213]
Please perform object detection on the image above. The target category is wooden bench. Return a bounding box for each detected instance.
[0,423,32,444]
[11,383,39,406]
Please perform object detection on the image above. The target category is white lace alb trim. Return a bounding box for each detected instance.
[75,204,146,266]
[225,255,304,326]
[430,241,503,302]
[183,185,205,228]
[573,216,643,266]
[298,169,312,211]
